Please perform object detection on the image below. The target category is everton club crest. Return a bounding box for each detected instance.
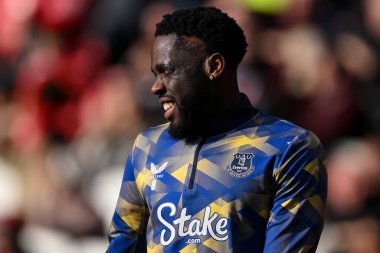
[226,153,254,178]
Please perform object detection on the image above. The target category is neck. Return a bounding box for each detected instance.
[211,74,241,116]
[197,93,257,138]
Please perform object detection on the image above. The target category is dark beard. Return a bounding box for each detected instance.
[168,87,210,142]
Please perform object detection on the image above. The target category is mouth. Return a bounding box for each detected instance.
[159,97,176,120]
[163,102,175,111]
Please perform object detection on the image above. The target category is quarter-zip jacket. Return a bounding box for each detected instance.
[107,95,327,253]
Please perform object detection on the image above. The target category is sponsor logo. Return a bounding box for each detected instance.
[157,203,228,246]
[226,153,254,178]
[150,161,168,190]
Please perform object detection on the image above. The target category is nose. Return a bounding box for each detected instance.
[150,76,166,95]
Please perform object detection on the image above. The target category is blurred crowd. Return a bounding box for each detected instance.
[1,0,380,252]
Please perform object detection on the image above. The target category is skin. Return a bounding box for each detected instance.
[151,34,241,141]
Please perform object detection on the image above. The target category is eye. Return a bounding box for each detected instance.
[163,66,174,75]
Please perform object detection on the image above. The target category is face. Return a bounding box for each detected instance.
[151,34,211,140]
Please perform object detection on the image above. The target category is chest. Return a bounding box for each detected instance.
[135,140,276,213]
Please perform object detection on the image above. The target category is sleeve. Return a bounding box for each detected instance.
[264,131,328,253]
[107,142,148,253]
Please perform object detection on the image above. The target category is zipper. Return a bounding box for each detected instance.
[187,138,206,190]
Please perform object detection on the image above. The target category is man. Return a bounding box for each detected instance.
[107,6,327,253]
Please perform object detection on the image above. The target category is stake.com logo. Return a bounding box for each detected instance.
[157,203,229,245]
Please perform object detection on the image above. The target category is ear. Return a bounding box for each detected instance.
[205,53,225,79]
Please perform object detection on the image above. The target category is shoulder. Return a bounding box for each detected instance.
[255,113,325,173]
[138,122,170,141]
[251,111,323,154]
[132,122,172,152]
[253,113,327,185]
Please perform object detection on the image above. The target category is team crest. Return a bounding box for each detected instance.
[226,153,254,178]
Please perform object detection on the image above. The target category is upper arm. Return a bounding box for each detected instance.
[264,132,327,253]
[107,141,148,253]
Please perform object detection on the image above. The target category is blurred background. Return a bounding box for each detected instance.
[1,0,380,252]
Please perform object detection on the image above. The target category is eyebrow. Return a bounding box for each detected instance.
[151,63,173,74]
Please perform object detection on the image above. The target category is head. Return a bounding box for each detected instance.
[151,6,247,141]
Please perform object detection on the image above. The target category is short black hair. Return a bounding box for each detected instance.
[155,6,248,67]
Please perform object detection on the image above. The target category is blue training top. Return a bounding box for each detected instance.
[107,95,327,253]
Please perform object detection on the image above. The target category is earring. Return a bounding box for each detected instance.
[209,75,215,80]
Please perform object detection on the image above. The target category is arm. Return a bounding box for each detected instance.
[264,131,327,253]
[107,147,148,253]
